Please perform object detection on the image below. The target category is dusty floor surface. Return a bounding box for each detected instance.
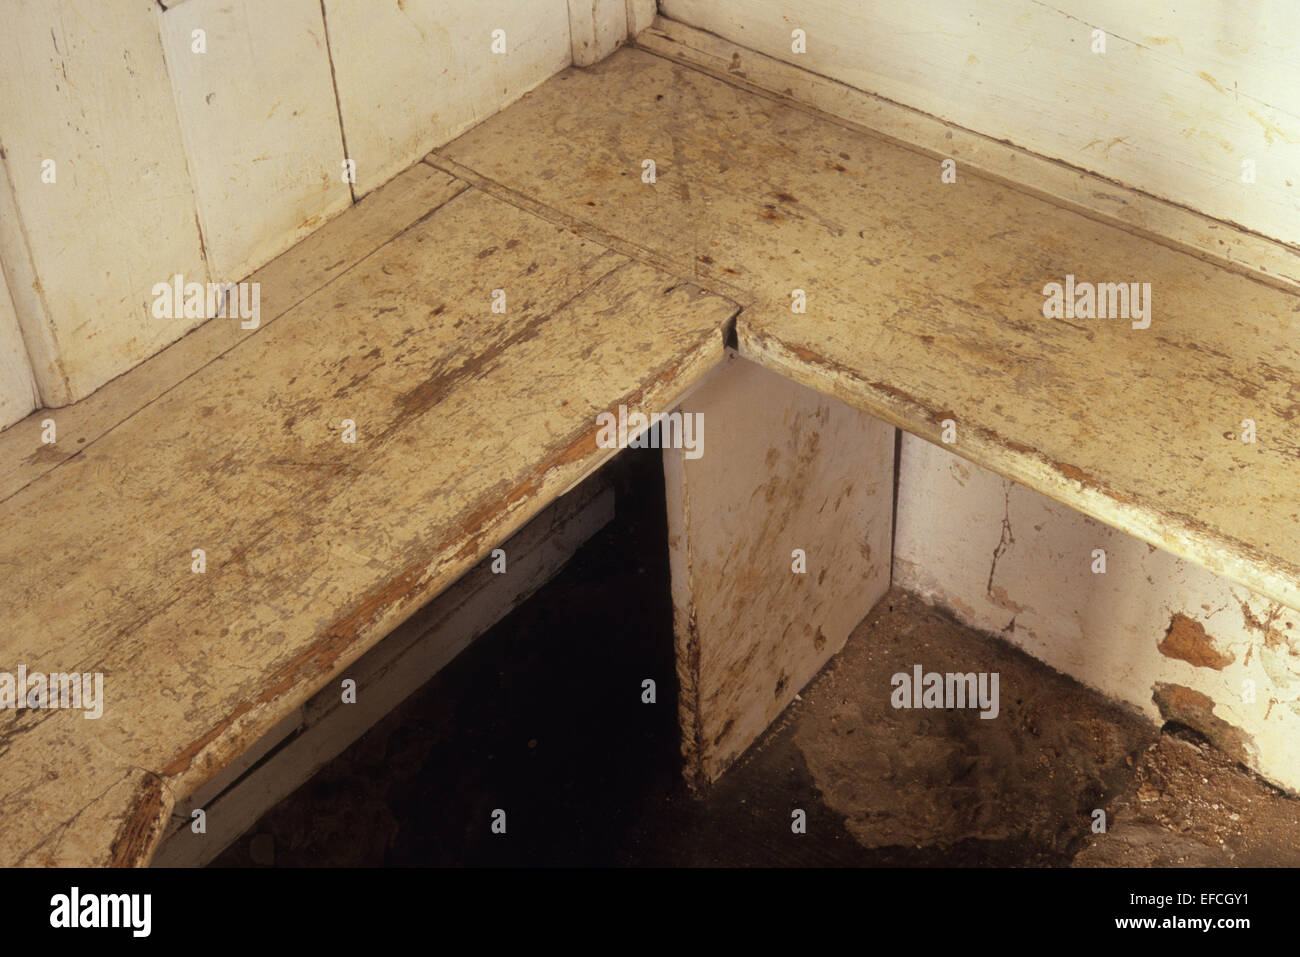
[213,452,1300,867]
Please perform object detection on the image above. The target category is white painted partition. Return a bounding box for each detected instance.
[665,355,895,787]
[0,0,584,409]
[660,0,1300,249]
[568,0,629,66]
[626,0,656,37]
[894,433,1300,794]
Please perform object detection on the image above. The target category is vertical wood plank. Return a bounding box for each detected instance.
[0,0,208,405]
[322,0,571,197]
[626,0,657,37]
[665,354,895,788]
[568,0,629,66]
[160,0,352,282]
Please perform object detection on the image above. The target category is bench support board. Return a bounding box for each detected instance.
[664,354,895,788]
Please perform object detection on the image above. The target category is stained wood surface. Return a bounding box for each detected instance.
[0,164,466,502]
[436,46,1300,613]
[0,186,736,866]
[153,475,614,867]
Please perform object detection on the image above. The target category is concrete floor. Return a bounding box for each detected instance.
[214,450,1300,867]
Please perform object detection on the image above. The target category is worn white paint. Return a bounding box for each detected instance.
[568,0,628,66]
[665,354,895,786]
[322,0,571,197]
[0,0,208,406]
[0,265,37,430]
[0,0,574,409]
[0,183,736,866]
[160,0,352,283]
[894,433,1300,794]
[660,0,1300,249]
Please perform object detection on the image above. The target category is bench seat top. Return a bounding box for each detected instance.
[0,184,736,866]
[435,46,1300,615]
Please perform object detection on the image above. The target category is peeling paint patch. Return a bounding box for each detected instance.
[989,584,1028,614]
[1152,683,1253,765]
[1158,613,1234,670]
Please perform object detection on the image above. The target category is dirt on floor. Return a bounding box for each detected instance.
[212,452,1300,868]
[1073,731,1300,867]
[769,592,1300,867]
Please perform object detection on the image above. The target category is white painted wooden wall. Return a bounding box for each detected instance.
[0,0,209,413]
[160,0,353,283]
[323,0,572,197]
[0,0,650,431]
[661,0,1300,248]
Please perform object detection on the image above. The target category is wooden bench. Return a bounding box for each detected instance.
[5,24,1299,864]
[433,44,1300,614]
[0,170,736,866]
[430,42,1300,783]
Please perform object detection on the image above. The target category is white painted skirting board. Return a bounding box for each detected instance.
[894,433,1300,796]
